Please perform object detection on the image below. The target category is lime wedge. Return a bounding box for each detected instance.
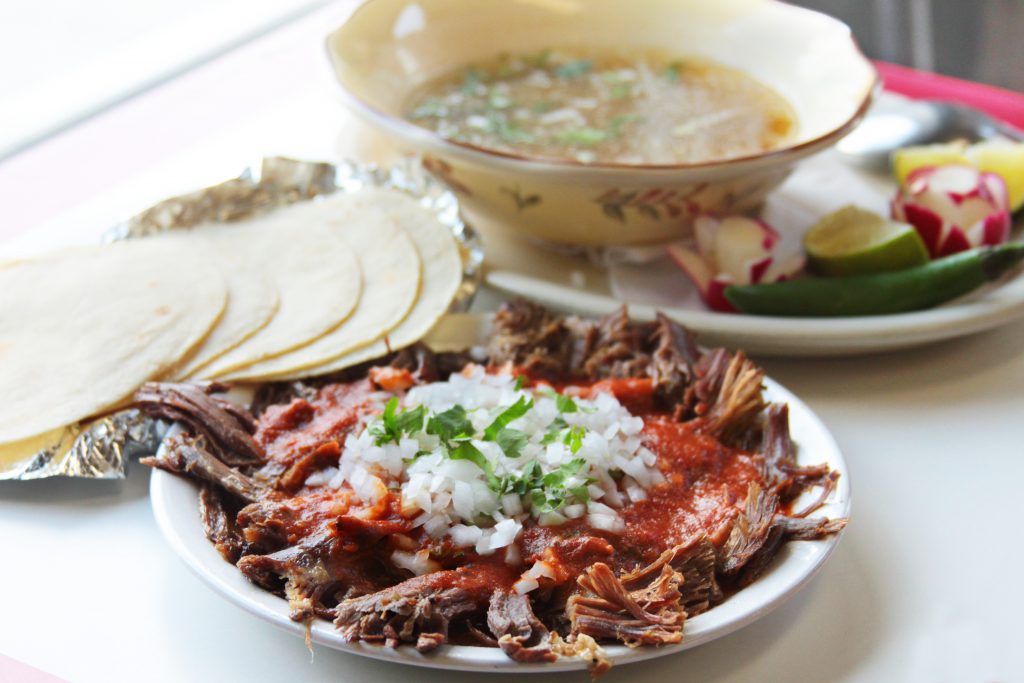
[804,205,930,277]
[967,140,1024,211]
[892,141,969,187]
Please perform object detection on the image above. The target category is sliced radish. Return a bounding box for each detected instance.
[667,215,804,313]
[892,164,1011,258]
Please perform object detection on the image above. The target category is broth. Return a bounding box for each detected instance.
[405,47,798,165]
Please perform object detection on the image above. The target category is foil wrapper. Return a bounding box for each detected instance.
[2,156,482,481]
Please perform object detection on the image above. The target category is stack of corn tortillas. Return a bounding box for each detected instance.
[0,188,463,462]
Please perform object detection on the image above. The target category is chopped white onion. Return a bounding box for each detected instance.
[391,550,440,576]
[513,577,540,595]
[587,513,625,533]
[332,365,663,548]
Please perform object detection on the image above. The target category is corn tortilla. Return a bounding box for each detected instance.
[216,198,421,382]
[0,237,227,444]
[274,189,463,380]
[172,227,281,378]
[198,218,362,378]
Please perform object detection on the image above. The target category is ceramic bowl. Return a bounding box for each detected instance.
[326,0,877,248]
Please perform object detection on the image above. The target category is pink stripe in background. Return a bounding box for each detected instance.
[875,60,1024,130]
[0,654,68,683]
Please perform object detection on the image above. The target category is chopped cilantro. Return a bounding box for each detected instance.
[514,458,592,513]
[610,82,633,100]
[541,416,568,445]
[663,60,684,82]
[555,59,592,79]
[370,399,428,445]
[409,98,445,119]
[495,428,528,460]
[449,441,500,489]
[507,460,543,495]
[609,114,643,137]
[496,456,593,515]
[486,112,535,144]
[397,404,426,434]
[369,397,400,445]
[555,394,578,414]
[427,405,474,442]
[402,449,431,465]
[556,127,608,145]
[543,458,584,488]
[366,384,601,519]
[563,426,585,454]
[483,396,533,441]
[461,67,488,93]
[488,91,513,109]
[569,485,591,503]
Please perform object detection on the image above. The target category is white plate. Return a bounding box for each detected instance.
[149,355,850,672]
[479,137,1024,357]
[485,265,1024,357]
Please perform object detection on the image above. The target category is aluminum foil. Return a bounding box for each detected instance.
[2,156,482,480]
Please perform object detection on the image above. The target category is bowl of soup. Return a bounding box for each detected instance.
[326,0,877,248]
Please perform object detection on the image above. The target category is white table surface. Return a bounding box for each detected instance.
[2,4,1023,682]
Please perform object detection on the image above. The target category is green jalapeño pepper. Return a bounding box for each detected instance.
[724,244,1024,317]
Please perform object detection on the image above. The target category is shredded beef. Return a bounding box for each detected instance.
[334,567,498,651]
[136,300,850,673]
[487,300,700,410]
[719,482,786,587]
[136,382,264,466]
[277,440,341,494]
[664,536,722,617]
[487,300,576,379]
[198,485,245,563]
[759,403,843,517]
[775,515,849,540]
[649,313,700,411]
[141,434,267,503]
[697,351,767,448]
[488,589,557,662]
[568,558,685,647]
[238,516,410,622]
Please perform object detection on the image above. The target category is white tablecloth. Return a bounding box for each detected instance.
[1,4,1022,681]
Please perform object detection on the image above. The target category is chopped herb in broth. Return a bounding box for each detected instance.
[405,48,798,165]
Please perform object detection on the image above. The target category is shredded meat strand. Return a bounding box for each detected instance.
[198,485,244,563]
[701,352,767,445]
[333,568,496,651]
[776,515,849,540]
[568,553,687,647]
[720,482,779,580]
[141,434,267,502]
[487,301,699,409]
[663,536,722,617]
[488,590,557,662]
[136,382,264,466]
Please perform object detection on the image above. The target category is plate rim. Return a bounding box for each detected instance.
[148,367,850,672]
[485,265,1024,355]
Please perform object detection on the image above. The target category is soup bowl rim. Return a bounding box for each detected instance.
[326,0,880,176]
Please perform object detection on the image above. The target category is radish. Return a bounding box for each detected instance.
[891,165,1011,259]
[667,215,805,313]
